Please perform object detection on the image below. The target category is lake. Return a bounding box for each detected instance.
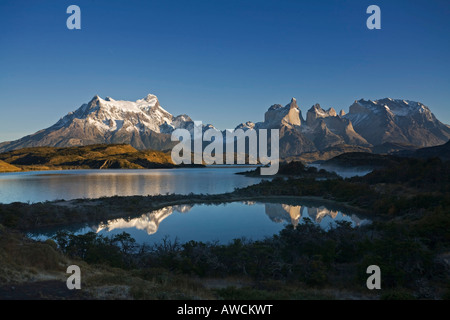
[28,200,371,245]
[3,167,371,245]
[0,165,371,204]
[0,167,265,204]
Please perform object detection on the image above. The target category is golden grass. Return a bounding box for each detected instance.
[0,225,67,284]
[0,144,174,171]
[0,160,21,172]
[0,225,215,299]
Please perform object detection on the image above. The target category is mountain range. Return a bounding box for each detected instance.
[1,94,449,159]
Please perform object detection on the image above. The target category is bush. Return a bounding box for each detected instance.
[52,231,133,268]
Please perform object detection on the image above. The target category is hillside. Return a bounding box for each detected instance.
[397,140,450,161]
[0,144,177,171]
[237,160,340,179]
[322,152,404,169]
[0,160,21,173]
[413,140,450,161]
[283,144,372,164]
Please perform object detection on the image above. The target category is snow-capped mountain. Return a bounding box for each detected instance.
[55,94,175,134]
[344,98,450,147]
[0,94,449,158]
[0,94,210,152]
[235,98,370,156]
[302,103,370,149]
[236,98,302,130]
[234,97,450,157]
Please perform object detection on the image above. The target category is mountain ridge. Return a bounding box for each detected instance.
[1,94,449,160]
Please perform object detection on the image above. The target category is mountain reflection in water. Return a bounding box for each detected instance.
[93,205,193,235]
[90,202,370,237]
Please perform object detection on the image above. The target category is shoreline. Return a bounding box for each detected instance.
[0,165,207,174]
[0,164,259,174]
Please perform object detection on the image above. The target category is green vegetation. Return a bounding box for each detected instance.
[237,160,339,179]
[322,152,403,169]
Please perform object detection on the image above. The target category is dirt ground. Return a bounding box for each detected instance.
[0,280,90,300]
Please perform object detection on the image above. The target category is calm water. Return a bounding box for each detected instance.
[4,167,371,244]
[28,201,371,245]
[0,167,265,204]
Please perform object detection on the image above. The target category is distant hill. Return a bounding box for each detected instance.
[323,152,404,169]
[284,144,372,164]
[237,160,339,179]
[371,142,418,154]
[403,139,450,161]
[322,139,450,170]
[0,144,177,171]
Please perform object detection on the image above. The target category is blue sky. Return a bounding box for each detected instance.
[1,0,449,142]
